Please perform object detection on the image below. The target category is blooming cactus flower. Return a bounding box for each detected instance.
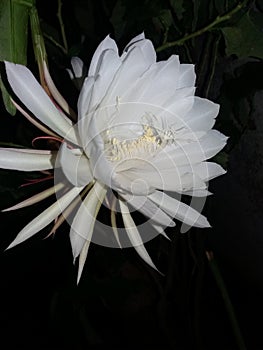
[0,33,227,282]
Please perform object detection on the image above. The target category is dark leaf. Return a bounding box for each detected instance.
[222,12,263,59]
[0,0,35,115]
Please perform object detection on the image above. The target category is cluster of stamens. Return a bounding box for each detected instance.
[104,122,175,162]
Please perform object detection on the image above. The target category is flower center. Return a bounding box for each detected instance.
[103,115,176,162]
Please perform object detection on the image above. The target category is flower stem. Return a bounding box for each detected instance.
[57,0,68,53]
[156,0,249,53]
[206,251,247,350]
[204,33,221,98]
[30,6,48,86]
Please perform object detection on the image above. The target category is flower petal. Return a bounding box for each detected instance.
[43,62,73,116]
[123,55,180,104]
[70,57,85,78]
[0,148,56,171]
[123,166,206,193]
[123,33,145,51]
[149,190,210,228]
[2,182,64,212]
[88,35,118,76]
[101,46,154,107]
[78,49,122,127]
[5,62,79,145]
[59,143,93,186]
[122,34,156,64]
[69,181,107,282]
[120,193,175,227]
[178,64,196,88]
[12,99,59,137]
[6,186,84,249]
[119,199,161,273]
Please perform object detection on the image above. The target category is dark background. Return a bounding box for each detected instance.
[0,0,263,349]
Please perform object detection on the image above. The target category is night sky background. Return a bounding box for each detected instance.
[0,0,263,349]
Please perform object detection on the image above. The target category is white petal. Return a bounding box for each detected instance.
[71,57,85,78]
[184,97,219,127]
[122,35,156,64]
[80,50,121,118]
[59,143,93,186]
[182,189,212,197]
[149,191,210,228]
[81,117,116,189]
[119,56,177,104]
[88,35,118,76]
[178,64,196,88]
[0,148,56,171]
[91,51,121,99]
[123,33,145,51]
[5,62,79,145]
[43,62,72,116]
[12,99,58,137]
[154,130,227,167]
[119,199,161,273]
[182,162,226,182]
[70,181,107,260]
[120,193,175,227]
[151,223,171,240]
[123,166,206,193]
[101,46,153,107]
[77,76,95,125]
[2,182,64,212]
[6,186,84,249]
[67,57,86,90]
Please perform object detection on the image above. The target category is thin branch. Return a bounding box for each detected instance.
[206,251,247,350]
[43,33,67,54]
[204,33,221,98]
[156,0,249,53]
[57,0,68,53]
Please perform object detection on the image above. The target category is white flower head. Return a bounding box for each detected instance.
[1,33,227,282]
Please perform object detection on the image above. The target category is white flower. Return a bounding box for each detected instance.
[0,33,227,282]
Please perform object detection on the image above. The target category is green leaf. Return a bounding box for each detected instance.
[0,0,35,115]
[159,9,173,29]
[222,12,263,59]
[213,151,229,169]
[110,0,126,41]
[169,0,185,20]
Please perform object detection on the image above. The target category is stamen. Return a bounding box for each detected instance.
[104,113,177,162]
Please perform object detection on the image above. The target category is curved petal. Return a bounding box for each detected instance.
[5,62,79,145]
[69,181,107,282]
[59,143,93,186]
[6,186,84,250]
[88,35,118,76]
[100,46,154,107]
[12,99,59,137]
[120,193,175,227]
[123,33,145,51]
[122,55,180,104]
[2,182,64,212]
[177,64,196,88]
[43,62,73,116]
[119,199,162,274]
[88,50,122,109]
[77,76,95,128]
[153,130,227,167]
[67,57,87,90]
[0,148,56,171]
[179,162,226,182]
[122,35,156,64]
[71,57,85,78]
[123,166,206,193]
[149,191,210,228]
